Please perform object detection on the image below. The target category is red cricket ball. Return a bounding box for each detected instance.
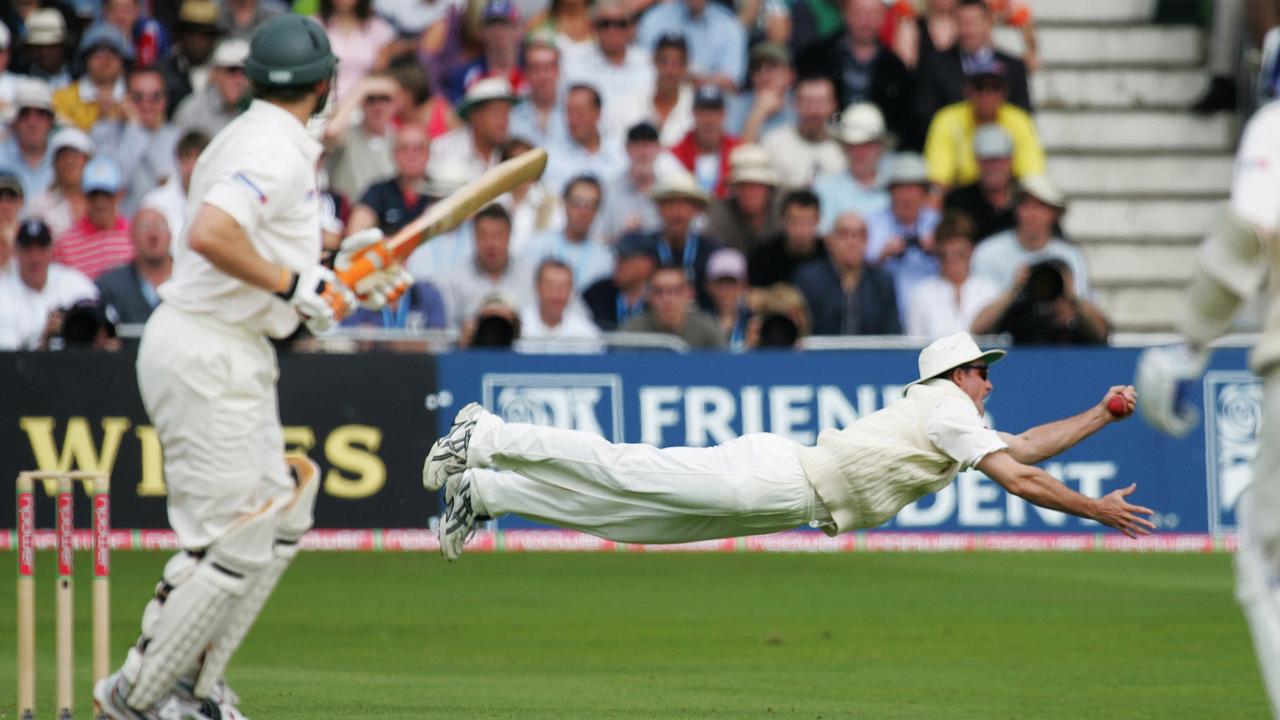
[1107,395,1130,418]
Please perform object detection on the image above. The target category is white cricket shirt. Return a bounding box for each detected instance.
[159,100,324,338]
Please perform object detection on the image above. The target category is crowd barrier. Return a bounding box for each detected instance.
[0,345,1257,550]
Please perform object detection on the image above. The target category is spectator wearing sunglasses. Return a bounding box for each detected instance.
[561,0,655,141]
[89,67,181,216]
[922,58,1043,193]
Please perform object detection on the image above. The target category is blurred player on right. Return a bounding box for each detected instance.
[1136,101,1280,718]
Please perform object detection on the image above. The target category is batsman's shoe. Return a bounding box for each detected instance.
[439,473,489,561]
[423,402,483,492]
[95,674,229,720]
[175,678,249,720]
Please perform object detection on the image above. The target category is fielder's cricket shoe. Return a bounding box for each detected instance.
[439,472,489,561]
[423,402,483,492]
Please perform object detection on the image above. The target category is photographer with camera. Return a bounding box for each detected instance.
[970,258,1108,345]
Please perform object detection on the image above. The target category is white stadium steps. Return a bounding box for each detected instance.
[1034,27,1202,67]
[1036,111,1234,152]
[1094,287,1191,331]
[1048,155,1234,197]
[1081,244,1199,284]
[1019,5,1232,333]
[1063,199,1221,242]
[1033,69,1210,110]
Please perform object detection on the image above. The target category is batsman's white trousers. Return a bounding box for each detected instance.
[465,413,830,543]
[1237,374,1280,718]
[136,304,294,550]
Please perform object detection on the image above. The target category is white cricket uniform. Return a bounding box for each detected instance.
[462,380,1004,543]
[1220,101,1280,719]
[137,99,324,550]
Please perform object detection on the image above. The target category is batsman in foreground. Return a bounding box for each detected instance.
[94,15,409,719]
[1136,99,1280,718]
[425,332,1155,560]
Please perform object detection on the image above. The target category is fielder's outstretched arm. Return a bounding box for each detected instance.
[976,451,1155,538]
[996,386,1135,464]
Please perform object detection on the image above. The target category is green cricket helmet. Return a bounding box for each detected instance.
[245,14,337,87]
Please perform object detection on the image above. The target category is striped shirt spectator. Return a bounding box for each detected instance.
[52,157,133,280]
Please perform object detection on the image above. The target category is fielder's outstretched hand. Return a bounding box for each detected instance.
[335,228,412,310]
[1092,483,1156,538]
[1101,385,1136,420]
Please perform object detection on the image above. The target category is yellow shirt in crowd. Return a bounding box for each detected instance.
[923,101,1046,187]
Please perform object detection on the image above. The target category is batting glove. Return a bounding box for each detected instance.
[277,264,357,334]
[335,228,413,310]
[1135,343,1209,438]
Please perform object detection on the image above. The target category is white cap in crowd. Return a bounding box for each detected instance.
[829,103,888,145]
[25,9,67,46]
[1018,174,1067,211]
[707,248,748,283]
[973,124,1014,160]
[212,38,250,68]
[50,127,94,157]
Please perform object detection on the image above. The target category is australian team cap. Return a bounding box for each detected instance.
[245,14,337,87]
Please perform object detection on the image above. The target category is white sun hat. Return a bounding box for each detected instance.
[903,332,1006,394]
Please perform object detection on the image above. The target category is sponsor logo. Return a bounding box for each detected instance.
[481,373,624,440]
[1204,371,1262,535]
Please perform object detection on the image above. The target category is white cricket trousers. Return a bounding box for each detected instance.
[136,304,294,550]
[1237,374,1280,719]
[464,412,830,543]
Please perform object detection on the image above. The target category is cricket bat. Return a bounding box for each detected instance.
[335,148,548,291]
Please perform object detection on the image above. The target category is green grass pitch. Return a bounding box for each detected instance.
[0,551,1267,719]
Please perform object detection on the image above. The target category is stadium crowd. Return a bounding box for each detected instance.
[0,0,1112,351]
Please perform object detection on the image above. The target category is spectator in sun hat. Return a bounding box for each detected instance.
[25,126,93,237]
[172,37,249,137]
[162,0,225,112]
[52,23,134,132]
[812,102,891,234]
[0,79,56,199]
[19,9,73,90]
[970,174,1087,296]
[53,155,133,280]
[705,143,780,253]
[0,217,99,350]
[429,76,519,180]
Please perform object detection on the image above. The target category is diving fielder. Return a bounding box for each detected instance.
[425,332,1155,560]
[1136,101,1280,718]
[95,15,408,719]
